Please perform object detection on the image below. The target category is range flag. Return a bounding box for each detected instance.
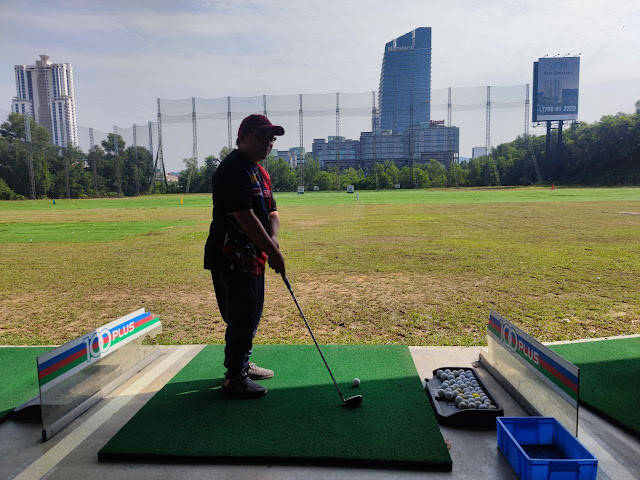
[52,199,56,205]
[551,183,555,191]
[180,196,183,205]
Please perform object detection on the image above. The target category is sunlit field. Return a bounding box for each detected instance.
[1,187,639,346]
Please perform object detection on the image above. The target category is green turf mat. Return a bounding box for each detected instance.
[99,345,452,470]
[549,337,640,436]
[0,347,53,420]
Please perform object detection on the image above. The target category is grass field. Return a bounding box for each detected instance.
[1,187,639,346]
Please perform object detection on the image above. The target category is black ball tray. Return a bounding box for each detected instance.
[425,366,504,428]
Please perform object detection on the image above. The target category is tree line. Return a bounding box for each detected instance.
[1,103,639,200]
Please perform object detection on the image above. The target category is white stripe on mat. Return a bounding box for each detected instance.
[14,347,195,480]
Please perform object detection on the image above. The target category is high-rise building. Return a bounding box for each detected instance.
[312,137,360,169]
[378,28,431,134]
[11,55,78,147]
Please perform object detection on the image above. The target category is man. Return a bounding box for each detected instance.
[204,114,286,398]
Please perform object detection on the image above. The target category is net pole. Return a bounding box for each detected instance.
[372,91,378,190]
[192,97,198,168]
[147,121,154,191]
[133,124,140,195]
[89,127,97,191]
[298,94,304,191]
[227,97,232,149]
[24,114,36,199]
[114,125,122,196]
[336,92,340,191]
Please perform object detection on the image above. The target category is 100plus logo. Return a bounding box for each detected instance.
[501,320,539,365]
[84,322,135,360]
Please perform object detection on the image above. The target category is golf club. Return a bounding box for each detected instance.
[283,276,363,408]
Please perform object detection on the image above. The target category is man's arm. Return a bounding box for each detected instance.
[269,210,280,249]
[233,209,285,275]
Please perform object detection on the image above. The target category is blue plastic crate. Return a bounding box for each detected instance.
[497,417,598,480]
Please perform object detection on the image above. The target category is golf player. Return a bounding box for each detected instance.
[204,114,286,398]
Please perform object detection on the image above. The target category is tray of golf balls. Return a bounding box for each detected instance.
[425,367,503,427]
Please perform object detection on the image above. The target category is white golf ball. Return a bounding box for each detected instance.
[478,404,488,410]
[445,391,454,401]
[437,389,446,398]
[468,402,477,409]
[455,395,463,405]
[440,373,448,380]
[458,401,468,409]
[353,378,360,387]
[437,369,443,376]
[444,369,451,374]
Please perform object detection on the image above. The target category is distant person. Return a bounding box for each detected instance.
[204,114,286,398]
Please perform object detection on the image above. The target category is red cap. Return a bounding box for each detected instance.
[238,114,285,137]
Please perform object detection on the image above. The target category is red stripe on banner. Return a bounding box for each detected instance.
[132,313,152,329]
[38,346,86,379]
[488,317,501,332]
[537,355,578,393]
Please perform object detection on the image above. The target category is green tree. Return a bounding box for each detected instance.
[101,133,126,196]
[269,158,297,191]
[180,157,198,193]
[398,166,414,189]
[426,159,447,187]
[0,113,54,198]
[303,156,320,190]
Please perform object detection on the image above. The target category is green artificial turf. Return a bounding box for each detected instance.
[99,345,452,470]
[0,347,53,420]
[549,337,640,436]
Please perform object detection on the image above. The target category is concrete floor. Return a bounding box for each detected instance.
[1,345,639,480]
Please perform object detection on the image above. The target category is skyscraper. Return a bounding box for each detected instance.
[378,28,431,134]
[11,55,78,147]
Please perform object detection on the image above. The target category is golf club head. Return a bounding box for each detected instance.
[344,395,363,408]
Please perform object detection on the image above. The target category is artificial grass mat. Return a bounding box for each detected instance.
[0,347,53,421]
[99,345,452,470]
[549,337,640,436]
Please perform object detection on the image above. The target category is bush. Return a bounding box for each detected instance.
[0,177,20,200]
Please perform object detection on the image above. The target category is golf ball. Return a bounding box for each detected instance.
[437,369,443,376]
[437,389,446,398]
[455,395,463,405]
[478,404,488,410]
[353,378,360,387]
[458,401,468,409]
[445,391,454,400]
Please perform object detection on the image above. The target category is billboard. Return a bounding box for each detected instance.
[532,57,580,122]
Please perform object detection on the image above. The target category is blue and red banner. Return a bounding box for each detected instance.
[37,309,160,393]
[488,310,579,406]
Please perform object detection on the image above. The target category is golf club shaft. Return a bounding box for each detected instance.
[283,277,346,402]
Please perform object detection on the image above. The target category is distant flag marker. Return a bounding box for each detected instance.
[180,196,183,205]
[52,199,56,205]
[551,183,555,191]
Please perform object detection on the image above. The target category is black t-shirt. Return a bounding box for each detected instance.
[203,150,277,275]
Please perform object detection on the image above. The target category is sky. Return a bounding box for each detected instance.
[1,0,639,171]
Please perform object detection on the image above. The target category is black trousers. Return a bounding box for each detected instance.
[211,269,265,377]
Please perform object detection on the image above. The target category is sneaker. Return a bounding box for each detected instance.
[246,362,274,380]
[221,372,267,398]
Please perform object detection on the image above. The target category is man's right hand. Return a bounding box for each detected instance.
[268,249,285,278]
